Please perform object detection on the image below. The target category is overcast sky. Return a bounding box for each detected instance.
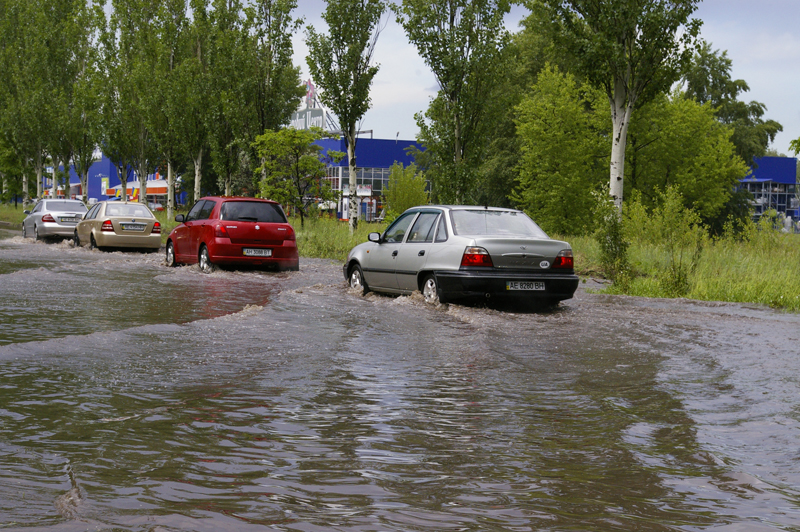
[291,1,799,157]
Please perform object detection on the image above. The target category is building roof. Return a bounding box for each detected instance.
[742,156,798,185]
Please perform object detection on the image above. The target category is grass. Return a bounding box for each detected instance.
[565,230,800,312]
[0,203,28,226]
[290,215,385,262]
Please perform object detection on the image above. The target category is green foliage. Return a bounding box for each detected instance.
[592,190,630,286]
[625,92,750,224]
[683,41,783,165]
[382,162,429,223]
[254,127,342,227]
[395,0,511,204]
[513,65,608,235]
[623,187,708,297]
[291,215,385,261]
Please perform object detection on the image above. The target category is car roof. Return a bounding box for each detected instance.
[200,196,279,204]
[408,205,523,213]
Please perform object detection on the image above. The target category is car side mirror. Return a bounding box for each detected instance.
[175,214,185,223]
[23,210,30,215]
[368,232,381,243]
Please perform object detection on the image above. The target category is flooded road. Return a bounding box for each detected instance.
[1,229,800,531]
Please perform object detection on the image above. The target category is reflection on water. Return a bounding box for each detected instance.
[1,235,800,530]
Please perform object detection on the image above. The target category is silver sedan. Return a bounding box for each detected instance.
[22,199,88,241]
[344,205,579,306]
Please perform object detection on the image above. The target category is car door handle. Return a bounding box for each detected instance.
[392,250,398,257]
[418,250,425,256]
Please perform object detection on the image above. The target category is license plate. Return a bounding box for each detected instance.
[506,281,545,291]
[243,248,272,257]
[60,216,76,222]
[121,223,146,231]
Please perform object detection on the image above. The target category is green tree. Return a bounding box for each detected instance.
[625,92,749,226]
[512,65,608,235]
[306,0,386,233]
[682,41,782,165]
[253,127,342,228]
[395,0,511,205]
[382,162,429,222]
[540,0,701,212]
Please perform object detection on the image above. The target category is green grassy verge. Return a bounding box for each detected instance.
[290,216,385,262]
[0,203,28,226]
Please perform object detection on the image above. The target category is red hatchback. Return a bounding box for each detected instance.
[165,197,299,272]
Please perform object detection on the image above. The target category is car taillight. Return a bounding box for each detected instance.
[42,214,55,223]
[460,246,493,268]
[101,220,114,232]
[215,224,228,238]
[151,221,161,234]
[552,249,574,269]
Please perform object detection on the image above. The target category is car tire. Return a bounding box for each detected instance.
[89,234,98,250]
[34,225,40,241]
[348,264,369,295]
[73,230,80,247]
[22,224,27,239]
[199,244,214,273]
[422,274,444,305]
[165,241,176,267]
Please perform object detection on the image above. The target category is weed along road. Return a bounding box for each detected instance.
[1,230,800,531]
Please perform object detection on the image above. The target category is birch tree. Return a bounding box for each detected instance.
[306,0,385,233]
[540,0,701,212]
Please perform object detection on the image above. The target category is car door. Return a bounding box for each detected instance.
[77,203,101,243]
[172,200,206,261]
[395,211,440,291]
[190,199,217,256]
[364,211,418,290]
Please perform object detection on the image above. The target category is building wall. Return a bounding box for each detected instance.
[740,156,799,219]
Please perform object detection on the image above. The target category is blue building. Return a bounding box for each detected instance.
[740,156,799,219]
[315,137,422,221]
[41,153,179,205]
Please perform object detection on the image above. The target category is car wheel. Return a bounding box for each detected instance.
[165,241,176,267]
[22,224,27,239]
[348,264,369,295]
[34,225,40,241]
[422,274,443,305]
[89,234,97,250]
[73,229,80,247]
[199,245,214,273]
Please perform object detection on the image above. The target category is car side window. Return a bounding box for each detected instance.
[407,212,439,243]
[185,200,205,222]
[33,203,42,213]
[434,214,448,243]
[86,204,100,220]
[198,200,216,220]
[383,212,417,243]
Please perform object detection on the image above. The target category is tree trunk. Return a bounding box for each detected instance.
[35,154,42,199]
[609,80,634,213]
[81,170,89,204]
[167,161,175,220]
[139,163,148,205]
[346,128,358,234]
[194,147,203,202]
[51,158,58,199]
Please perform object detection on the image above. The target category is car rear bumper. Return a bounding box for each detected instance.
[434,270,580,301]
[209,240,299,269]
[39,222,79,237]
[95,232,162,249]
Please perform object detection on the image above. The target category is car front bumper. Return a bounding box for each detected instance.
[434,270,580,302]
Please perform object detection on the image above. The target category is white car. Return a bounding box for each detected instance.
[344,205,579,306]
[22,199,88,241]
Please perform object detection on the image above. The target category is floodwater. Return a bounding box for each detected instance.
[1,228,800,531]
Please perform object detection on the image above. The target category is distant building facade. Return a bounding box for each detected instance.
[740,156,799,220]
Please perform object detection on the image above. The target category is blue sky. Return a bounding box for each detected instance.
[292,1,799,156]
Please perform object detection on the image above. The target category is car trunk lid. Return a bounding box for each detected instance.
[471,237,570,270]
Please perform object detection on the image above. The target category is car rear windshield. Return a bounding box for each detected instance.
[220,201,286,223]
[105,204,153,218]
[450,210,549,238]
[45,201,88,212]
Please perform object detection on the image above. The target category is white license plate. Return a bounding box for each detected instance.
[506,281,545,291]
[243,248,272,257]
[60,216,77,222]
[121,223,146,231]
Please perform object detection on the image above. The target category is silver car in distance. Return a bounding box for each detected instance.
[22,199,88,241]
[344,205,579,306]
